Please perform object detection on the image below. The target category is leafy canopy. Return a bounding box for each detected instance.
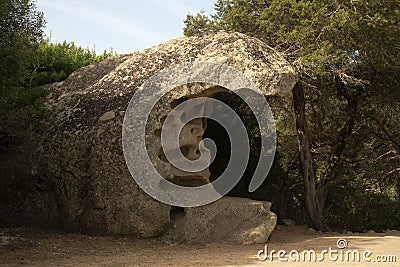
[184,0,400,76]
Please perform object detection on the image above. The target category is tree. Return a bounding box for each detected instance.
[31,39,113,86]
[184,0,400,230]
[184,11,216,36]
[0,0,44,87]
[0,0,45,149]
[0,0,116,149]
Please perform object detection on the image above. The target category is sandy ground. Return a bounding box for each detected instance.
[0,226,399,267]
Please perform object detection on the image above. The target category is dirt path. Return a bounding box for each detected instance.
[1,226,399,266]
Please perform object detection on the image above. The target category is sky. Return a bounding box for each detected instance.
[36,0,216,54]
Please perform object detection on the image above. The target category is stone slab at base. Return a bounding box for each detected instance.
[162,197,277,245]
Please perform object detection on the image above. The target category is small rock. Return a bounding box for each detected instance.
[99,111,116,122]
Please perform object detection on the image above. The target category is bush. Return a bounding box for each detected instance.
[31,40,114,86]
[0,86,46,149]
[325,181,400,232]
[0,39,114,150]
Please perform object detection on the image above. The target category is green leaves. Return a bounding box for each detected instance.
[184,0,400,77]
[184,11,213,36]
[0,0,46,149]
[31,39,113,86]
[0,0,113,149]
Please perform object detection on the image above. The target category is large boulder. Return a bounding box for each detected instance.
[1,31,297,242]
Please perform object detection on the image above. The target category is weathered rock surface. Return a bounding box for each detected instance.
[0,31,297,242]
[163,197,277,244]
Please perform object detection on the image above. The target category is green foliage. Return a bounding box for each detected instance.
[326,180,400,232]
[184,0,400,74]
[184,11,216,36]
[0,86,46,148]
[31,40,114,86]
[0,0,44,87]
[0,0,114,149]
[0,0,45,149]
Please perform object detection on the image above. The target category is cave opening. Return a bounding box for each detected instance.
[162,87,287,226]
[203,91,270,201]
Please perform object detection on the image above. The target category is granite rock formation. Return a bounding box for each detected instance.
[0,31,297,244]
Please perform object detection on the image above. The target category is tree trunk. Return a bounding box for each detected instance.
[292,82,327,231]
[292,76,363,231]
